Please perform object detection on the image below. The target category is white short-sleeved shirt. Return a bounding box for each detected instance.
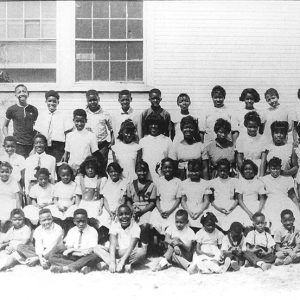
[75,175,107,196]
[221,234,244,252]
[64,225,98,250]
[53,181,77,207]
[243,230,275,250]
[274,226,300,248]
[65,129,98,166]
[0,152,25,182]
[260,174,294,197]
[235,177,266,199]
[29,183,54,206]
[33,223,64,256]
[1,225,31,248]
[165,224,196,247]
[0,177,20,200]
[266,143,293,171]
[109,221,140,251]
[195,228,224,246]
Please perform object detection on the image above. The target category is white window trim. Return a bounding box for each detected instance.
[0,0,151,92]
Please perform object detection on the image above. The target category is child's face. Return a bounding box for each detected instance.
[272,129,286,145]
[38,174,49,188]
[118,94,132,112]
[39,212,53,229]
[230,231,242,241]
[204,221,215,233]
[281,213,295,231]
[60,169,72,184]
[177,96,190,111]
[148,124,160,136]
[161,161,174,179]
[4,141,16,156]
[108,167,121,182]
[149,92,161,107]
[216,127,228,142]
[0,166,11,182]
[269,165,281,178]
[265,93,279,108]
[11,213,25,229]
[253,216,266,233]
[15,85,28,106]
[244,93,255,109]
[175,215,188,231]
[182,123,195,140]
[217,165,229,179]
[117,206,132,228]
[85,164,96,178]
[136,166,148,181]
[74,115,87,131]
[46,96,59,113]
[34,137,46,154]
[122,129,135,144]
[246,120,259,137]
[188,167,201,181]
[212,92,225,108]
[74,213,88,231]
[86,94,100,111]
[243,164,255,180]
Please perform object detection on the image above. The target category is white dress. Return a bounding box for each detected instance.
[181,178,211,228]
[111,140,141,182]
[0,178,19,221]
[150,177,181,234]
[266,143,293,172]
[260,175,300,232]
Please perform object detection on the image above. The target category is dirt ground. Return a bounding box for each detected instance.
[1,257,300,300]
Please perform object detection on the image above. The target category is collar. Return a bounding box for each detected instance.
[120,107,133,115]
[35,152,46,158]
[215,139,232,149]
[282,225,295,234]
[17,103,29,109]
[150,106,163,114]
[119,221,133,231]
[86,107,103,114]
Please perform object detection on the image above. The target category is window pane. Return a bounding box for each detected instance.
[93,42,109,60]
[7,2,23,19]
[93,1,109,18]
[93,19,109,39]
[0,2,6,18]
[5,69,55,82]
[127,20,142,39]
[128,61,142,81]
[41,1,56,19]
[24,44,41,63]
[0,20,6,39]
[110,1,126,18]
[6,44,23,63]
[25,1,40,19]
[127,42,142,60]
[41,42,56,63]
[128,1,143,18]
[0,44,6,63]
[110,61,125,81]
[76,41,93,60]
[94,61,109,80]
[110,20,126,39]
[7,20,23,39]
[76,19,92,38]
[25,20,40,38]
[41,20,56,38]
[76,61,92,81]
[76,1,92,18]
[110,42,126,60]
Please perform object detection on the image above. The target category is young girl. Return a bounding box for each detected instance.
[52,164,77,220]
[236,160,267,226]
[150,158,181,235]
[138,115,172,184]
[23,168,54,225]
[125,160,156,246]
[188,213,229,274]
[260,157,300,232]
[206,159,239,231]
[0,162,22,227]
[181,160,211,231]
[112,120,141,182]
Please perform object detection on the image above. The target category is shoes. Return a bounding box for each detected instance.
[152,261,170,272]
[124,264,132,273]
[219,257,231,273]
[41,262,50,270]
[244,260,251,268]
[50,265,64,273]
[274,258,284,266]
[260,262,272,271]
[96,261,108,271]
[283,256,293,265]
[230,260,240,271]
[187,263,198,275]
[80,266,92,275]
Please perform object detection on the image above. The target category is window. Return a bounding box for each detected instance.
[75,1,143,82]
[0,1,56,83]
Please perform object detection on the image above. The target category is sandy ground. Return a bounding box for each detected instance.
[1,257,300,300]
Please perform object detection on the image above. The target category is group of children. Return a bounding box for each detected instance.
[0,84,299,275]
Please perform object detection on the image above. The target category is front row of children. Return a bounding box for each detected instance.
[0,204,300,275]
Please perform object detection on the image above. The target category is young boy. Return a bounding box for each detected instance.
[2,84,38,158]
[141,88,171,137]
[49,209,99,274]
[85,89,114,169]
[94,204,146,273]
[274,209,300,265]
[112,90,141,140]
[34,90,73,162]
[63,109,98,173]
[16,208,64,269]
[243,212,276,271]
[153,209,195,271]
[0,209,31,271]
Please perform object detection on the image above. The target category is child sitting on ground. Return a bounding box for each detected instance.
[274,209,300,266]
[153,209,195,272]
[0,209,31,271]
[94,204,146,273]
[243,212,276,271]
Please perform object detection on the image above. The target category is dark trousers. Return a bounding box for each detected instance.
[16,143,33,158]
[46,141,65,163]
[97,141,110,170]
[244,251,276,266]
